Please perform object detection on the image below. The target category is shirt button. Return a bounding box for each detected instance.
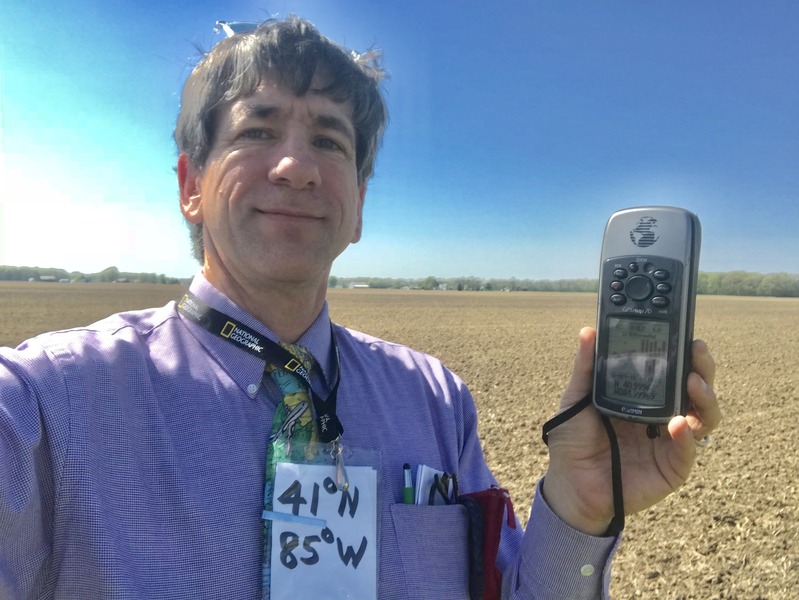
[580,564,595,577]
[246,383,260,396]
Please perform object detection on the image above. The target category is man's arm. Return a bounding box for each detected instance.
[0,345,66,597]
[501,479,619,599]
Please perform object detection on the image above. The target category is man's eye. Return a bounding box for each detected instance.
[240,129,272,140]
[315,137,345,152]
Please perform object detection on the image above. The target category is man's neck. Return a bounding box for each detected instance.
[202,267,328,343]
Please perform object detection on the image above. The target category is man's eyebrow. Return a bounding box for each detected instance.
[239,104,280,120]
[314,113,356,147]
[236,103,355,146]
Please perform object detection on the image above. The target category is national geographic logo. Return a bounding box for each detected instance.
[178,294,203,321]
[220,321,265,353]
[284,358,309,380]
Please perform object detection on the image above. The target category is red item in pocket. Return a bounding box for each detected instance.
[460,487,517,600]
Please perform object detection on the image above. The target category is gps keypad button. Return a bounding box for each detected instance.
[625,275,653,301]
[651,296,670,308]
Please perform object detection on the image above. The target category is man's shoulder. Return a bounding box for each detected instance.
[334,324,421,356]
[0,303,186,405]
[333,324,459,379]
[6,302,181,365]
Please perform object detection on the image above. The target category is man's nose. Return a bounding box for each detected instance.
[267,141,321,190]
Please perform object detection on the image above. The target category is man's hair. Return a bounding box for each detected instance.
[174,16,388,263]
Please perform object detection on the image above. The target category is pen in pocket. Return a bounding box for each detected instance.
[402,463,414,504]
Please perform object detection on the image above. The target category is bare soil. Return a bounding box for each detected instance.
[2,282,797,598]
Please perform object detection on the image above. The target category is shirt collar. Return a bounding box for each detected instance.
[180,273,335,398]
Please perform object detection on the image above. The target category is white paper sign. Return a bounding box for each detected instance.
[268,463,377,600]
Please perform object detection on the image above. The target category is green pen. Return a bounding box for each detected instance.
[403,463,414,504]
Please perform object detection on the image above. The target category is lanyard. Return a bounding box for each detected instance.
[177,291,344,444]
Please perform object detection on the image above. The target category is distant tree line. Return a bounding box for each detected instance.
[696,271,799,297]
[5,266,797,297]
[330,271,799,298]
[0,265,185,285]
[331,276,600,292]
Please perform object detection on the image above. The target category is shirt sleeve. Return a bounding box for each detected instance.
[0,342,68,597]
[501,479,619,600]
[451,374,618,599]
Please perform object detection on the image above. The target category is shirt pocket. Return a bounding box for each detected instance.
[389,503,470,599]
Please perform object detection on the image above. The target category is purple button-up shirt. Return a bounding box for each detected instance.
[0,274,616,599]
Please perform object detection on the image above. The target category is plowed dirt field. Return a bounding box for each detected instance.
[2,282,797,598]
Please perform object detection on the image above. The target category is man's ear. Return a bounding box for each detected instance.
[178,153,203,224]
[351,184,367,243]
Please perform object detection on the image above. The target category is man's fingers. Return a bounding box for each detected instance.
[691,339,715,388]
[560,327,596,409]
[686,339,721,437]
[666,415,696,483]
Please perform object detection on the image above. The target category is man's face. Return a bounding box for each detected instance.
[179,81,366,291]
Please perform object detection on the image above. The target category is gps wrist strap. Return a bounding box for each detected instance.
[541,394,625,537]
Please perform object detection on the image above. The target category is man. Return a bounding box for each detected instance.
[0,16,719,599]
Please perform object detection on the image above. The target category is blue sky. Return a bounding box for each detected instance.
[1,0,797,279]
